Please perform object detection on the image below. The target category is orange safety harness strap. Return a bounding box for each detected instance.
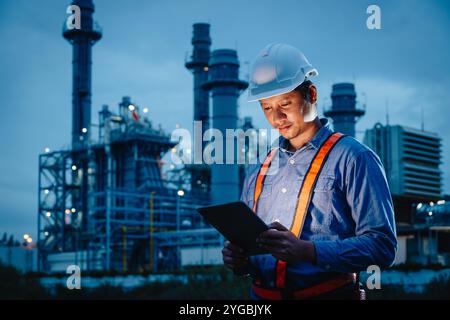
[252,273,356,300]
[252,132,345,293]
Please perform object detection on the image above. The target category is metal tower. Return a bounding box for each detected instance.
[185,23,211,138]
[324,83,365,137]
[63,0,102,150]
[202,49,248,205]
[185,23,212,195]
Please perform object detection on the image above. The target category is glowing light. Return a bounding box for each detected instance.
[71,208,76,213]
[175,123,180,129]
[81,128,88,133]
[44,232,49,237]
[46,211,51,217]
[23,234,30,240]
[437,200,446,205]
[177,190,185,197]
[26,237,32,243]
[44,147,50,153]
[203,66,209,72]
[44,189,49,195]
[416,203,423,210]
[171,148,177,153]
[71,165,77,171]
[260,131,267,137]
[169,164,175,169]
[128,104,135,111]
[186,148,191,154]
[65,209,71,215]
[430,202,434,207]
[143,107,149,113]
[197,180,201,185]
[428,211,433,216]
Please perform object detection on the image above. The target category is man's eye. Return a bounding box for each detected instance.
[263,106,272,111]
[281,102,290,107]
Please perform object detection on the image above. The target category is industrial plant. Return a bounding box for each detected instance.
[21,0,447,274]
[37,0,254,273]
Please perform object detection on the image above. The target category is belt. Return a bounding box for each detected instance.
[252,273,357,300]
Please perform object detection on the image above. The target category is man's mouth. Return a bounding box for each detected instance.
[278,124,292,132]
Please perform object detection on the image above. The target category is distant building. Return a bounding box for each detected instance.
[364,123,449,266]
[364,123,442,198]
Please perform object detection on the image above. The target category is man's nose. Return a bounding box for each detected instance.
[272,107,287,123]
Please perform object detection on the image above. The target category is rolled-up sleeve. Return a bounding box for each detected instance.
[313,150,398,273]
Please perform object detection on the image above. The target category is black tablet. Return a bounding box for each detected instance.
[197,201,269,255]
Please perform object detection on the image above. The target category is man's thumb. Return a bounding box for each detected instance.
[268,220,288,231]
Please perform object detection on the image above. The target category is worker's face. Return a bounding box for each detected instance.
[259,86,317,139]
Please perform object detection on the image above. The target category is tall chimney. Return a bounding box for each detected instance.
[63,0,102,150]
[202,49,248,205]
[324,83,365,137]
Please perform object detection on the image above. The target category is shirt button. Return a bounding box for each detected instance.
[289,159,295,165]
[281,187,287,193]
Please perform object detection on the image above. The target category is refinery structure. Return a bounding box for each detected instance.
[37,0,254,272]
[34,0,450,274]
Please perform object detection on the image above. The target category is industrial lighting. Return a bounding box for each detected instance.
[143,107,149,113]
[177,190,185,197]
[71,208,76,213]
[44,147,50,153]
[186,148,191,154]
[128,104,135,111]
[171,148,177,153]
[26,237,33,243]
[65,209,71,215]
[46,211,51,217]
[169,164,175,169]
[428,211,433,216]
[44,231,49,237]
[23,234,30,240]
[197,180,201,185]
[416,203,423,210]
[437,200,446,205]
[44,189,50,194]
[81,127,88,133]
[71,165,77,171]
[260,131,267,137]
[203,66,209,72]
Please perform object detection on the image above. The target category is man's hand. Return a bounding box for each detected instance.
[222,241,250,271]
[257,221,316,264]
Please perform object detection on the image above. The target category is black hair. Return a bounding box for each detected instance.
[294,80,314,102]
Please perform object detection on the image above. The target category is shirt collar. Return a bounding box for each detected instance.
[271,118,333,153]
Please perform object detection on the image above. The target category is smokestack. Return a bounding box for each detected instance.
[63,0,102,150]
[324,83,365,137]
[185,23,211,155]
[202,49,248,205]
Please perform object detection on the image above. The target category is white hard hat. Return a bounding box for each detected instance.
[247,43,318,102]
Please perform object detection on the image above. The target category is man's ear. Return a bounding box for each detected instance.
[308,85,318,104]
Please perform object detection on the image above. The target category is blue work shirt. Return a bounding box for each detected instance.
[240,118,397,291]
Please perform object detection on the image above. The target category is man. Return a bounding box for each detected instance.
[222,43,397,300]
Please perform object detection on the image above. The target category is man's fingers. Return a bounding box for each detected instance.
[226,241,247,254]
[258,229,288,240]
[222,247,248,259]
[267,221,289,231]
